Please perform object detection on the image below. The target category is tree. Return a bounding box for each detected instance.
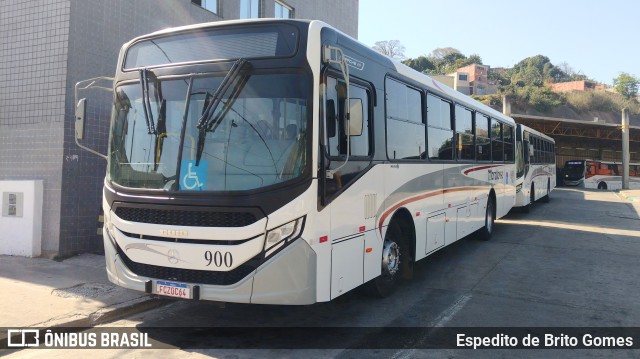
[613,72,639,99]
[429,47,461,59]
[372,40,406,60]
[466,54,483,65]
[403,56,435,73]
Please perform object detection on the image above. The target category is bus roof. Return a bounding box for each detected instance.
[518,123,555,142]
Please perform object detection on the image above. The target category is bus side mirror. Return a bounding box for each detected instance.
[348,98,363,136]
[326,99,336,138]
[75,98,87,140]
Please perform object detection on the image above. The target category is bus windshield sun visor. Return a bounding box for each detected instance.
[123,25,298,69]
[195,58,252,166]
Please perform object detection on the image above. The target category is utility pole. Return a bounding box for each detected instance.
[622,108,630,190]
[502,95,511,116]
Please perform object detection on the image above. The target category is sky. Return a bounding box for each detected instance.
[357,0,638,85]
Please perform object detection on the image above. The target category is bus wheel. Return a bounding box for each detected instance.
[366,222,403,297]
[541,180,550,203]
[598,182,607,190]
[530,184,536,204]
[477,196,495,241]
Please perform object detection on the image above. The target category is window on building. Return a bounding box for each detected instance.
[275,0,293,18]
[192,0,219,14]
[240,0,261,18]
[458,74,468,81]
[386,77,424,160]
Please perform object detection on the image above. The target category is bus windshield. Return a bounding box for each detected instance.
[108,71,310,192]
[564,160,585,181]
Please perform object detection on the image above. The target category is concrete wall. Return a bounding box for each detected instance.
[0,181,43,257]
[0,0,71,254]
[271,0,358,38]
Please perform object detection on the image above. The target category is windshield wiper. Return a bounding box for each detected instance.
[153,99,167,171]
[140,68,167,171]
[139,68,157,135]
[195,58,251,165]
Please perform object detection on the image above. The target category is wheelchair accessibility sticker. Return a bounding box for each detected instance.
[180,160,208,190]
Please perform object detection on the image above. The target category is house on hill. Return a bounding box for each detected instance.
[549,80,608,93]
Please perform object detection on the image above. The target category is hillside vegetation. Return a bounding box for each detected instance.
[402,50,640,116]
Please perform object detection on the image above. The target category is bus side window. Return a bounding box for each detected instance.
[599,164,609,175]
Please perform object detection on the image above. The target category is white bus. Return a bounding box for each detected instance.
[564,159,640,190]
[75,19,517,304]
[513,124,556,212]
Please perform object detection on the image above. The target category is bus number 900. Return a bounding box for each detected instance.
[204,250,233,268]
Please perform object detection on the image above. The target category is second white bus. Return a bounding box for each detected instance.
[513,124,556,212]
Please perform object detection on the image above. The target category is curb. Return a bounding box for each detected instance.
[63,296,172,328]
[618,191,640,202]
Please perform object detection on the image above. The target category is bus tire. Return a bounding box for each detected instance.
[530,184,535,204]
[366,217,411,297]
[477,195,495,241]
[541,180,550,203]
[598,182,607,190]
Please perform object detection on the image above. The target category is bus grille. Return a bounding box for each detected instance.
[114,207,257,227]
[116,244,257,286]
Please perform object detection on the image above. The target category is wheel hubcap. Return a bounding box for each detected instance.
[381,240,400,276]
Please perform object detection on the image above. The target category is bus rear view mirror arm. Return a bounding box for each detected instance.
[74,77,114,160]
[323,45,351,178]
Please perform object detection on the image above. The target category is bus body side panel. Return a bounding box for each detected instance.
[380,163,445,262]
[586,175,640,190]
[326,165,386,300]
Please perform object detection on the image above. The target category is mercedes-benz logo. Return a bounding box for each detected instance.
[167,249,179,264]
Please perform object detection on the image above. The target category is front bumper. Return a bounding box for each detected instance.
[563,179,583,186]
[103,231,317,305]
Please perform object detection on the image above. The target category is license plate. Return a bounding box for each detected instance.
[155,280,191,299]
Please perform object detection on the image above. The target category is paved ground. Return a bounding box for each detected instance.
[3,187,640,358]
[0,254,166,329]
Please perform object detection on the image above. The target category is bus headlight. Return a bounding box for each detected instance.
[516,184,523,193]
[264,216,305,255]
